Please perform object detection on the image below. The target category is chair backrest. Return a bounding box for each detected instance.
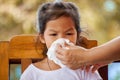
[0,35,108,80]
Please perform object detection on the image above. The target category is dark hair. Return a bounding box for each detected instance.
[36,2,81,36]
[36,2,82,56]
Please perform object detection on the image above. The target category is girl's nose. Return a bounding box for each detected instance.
[58,34,66,39]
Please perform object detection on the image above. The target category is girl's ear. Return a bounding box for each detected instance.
[39,34,45,43]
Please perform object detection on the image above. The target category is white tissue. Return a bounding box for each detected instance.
[47,38,74,67]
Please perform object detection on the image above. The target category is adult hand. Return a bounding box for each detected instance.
[56,44,110,72]
[56,44,88,69]
[89,61,110,72]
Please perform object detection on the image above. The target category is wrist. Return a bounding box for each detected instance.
[84,48,96,65]
[78,48,92,66]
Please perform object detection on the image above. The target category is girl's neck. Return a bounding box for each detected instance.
[34,57,61,71]
[46,58,61,70]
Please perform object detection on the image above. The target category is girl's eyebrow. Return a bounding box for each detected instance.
[49,29,58,32]
[65,28,74,32]
[48,28,74,32]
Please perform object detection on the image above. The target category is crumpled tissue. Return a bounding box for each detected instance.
[47,38,74,67]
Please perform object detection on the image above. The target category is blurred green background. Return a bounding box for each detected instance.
[0,0,120,80]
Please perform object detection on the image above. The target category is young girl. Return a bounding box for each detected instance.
[20,1,102,80]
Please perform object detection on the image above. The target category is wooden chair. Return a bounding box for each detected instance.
[0,35,108,80]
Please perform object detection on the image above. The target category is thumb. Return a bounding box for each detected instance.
[64,42,75,49]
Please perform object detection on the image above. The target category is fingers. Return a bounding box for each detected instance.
[56,44,76,68]
[56,44,67,56]
[80,65,99,73]
[80,66,84,70]
[56,43,88,70]
[91,64,101,73]
[64,42,70,47]
[85,65,91,72]
[56,44,70,63]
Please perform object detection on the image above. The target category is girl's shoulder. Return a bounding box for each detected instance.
[20,64,36,80]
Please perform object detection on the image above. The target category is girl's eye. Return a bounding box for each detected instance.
[49,34,57,36]
[66,33,74,35]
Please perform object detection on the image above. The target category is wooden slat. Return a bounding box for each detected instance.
[8,35,46,74]
[8,35,45,59]
[0,41,9,80]
[86,40,97,49]
[9,51,44,59]
[77,36,97,49]
[21,59,32,73]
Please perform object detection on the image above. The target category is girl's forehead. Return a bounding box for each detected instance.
[46,27,75,33]
[45,16,76,31]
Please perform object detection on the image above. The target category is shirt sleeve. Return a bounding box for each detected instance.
[19,65,33,80]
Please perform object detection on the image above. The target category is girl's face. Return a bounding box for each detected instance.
[40,16,77,48]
